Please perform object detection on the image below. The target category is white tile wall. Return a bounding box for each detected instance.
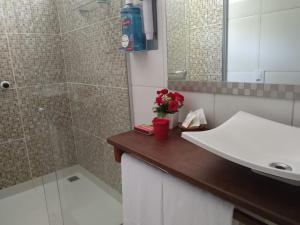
[132,86,163,125]
[228,0,300,85]
[214,94,294,126]
[229,0,261,19]
[260,8,300,72]
[262,0,300,13]
[264,72,300,85]
[227,16,260,73]
[227,72,259,83]
[293,100,300,127]
[129,0,168,125]
[129,0,167,88]
[129,51,166,87]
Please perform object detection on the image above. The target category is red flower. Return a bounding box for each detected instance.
[157,89,168,95]
[154,89,184,115]
[167,92,175,100]
[155,94,166,105]
[168,100,179,112]
[174,92,184,104]
[155,96,163,105]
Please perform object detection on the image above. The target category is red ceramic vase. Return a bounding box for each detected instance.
[152,117,169,141]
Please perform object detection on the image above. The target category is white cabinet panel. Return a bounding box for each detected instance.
[228,16,260,72]
[260,8,300,71]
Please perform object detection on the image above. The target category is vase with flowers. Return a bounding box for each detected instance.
[153,89,184,133]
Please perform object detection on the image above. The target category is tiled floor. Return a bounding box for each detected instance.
[0,167,122,225]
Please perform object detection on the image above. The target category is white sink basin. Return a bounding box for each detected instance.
[182,111,300,185]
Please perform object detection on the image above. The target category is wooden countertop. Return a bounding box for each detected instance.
[107,130,300,225]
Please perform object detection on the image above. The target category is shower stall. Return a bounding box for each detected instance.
[0,0,130,224]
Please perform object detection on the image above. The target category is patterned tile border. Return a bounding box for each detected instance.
[168,80,300,100]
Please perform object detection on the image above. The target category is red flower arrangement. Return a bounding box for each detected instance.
[153,89,184,118]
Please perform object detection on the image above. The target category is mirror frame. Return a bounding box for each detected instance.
[167,0,300,100]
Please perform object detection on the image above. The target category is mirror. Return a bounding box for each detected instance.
[166,0,224,82]
[166,0,300,85]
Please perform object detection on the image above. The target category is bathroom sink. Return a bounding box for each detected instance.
[182,111,300,185]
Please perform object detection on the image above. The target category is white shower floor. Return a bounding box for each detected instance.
[0,166,122,225]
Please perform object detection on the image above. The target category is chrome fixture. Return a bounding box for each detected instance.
[269,162,292,171]
[0,81,10,90]
[168,70,187,80]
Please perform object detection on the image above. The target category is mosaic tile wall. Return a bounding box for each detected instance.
[0,0,129,192]
[56,0,131,193]
[0,0,76,189]
[166,0,187,77]
[166,0,223,81]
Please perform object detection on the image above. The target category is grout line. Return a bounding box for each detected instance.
[257,0,263,83]
[54,0,79,173]
[60,15,121,35]
[72,126,106,143]
[67,81,129,90]
[2,81,131,91]
[213,93,216,128]
[125,53,135,128]
[229,6,300,21]
[291,99,295,126]
[53,0,65,35]
[6,32,60,36]
[60,35,79,179]
[16,82,66,89]
[131,84,165,89]
[0,138,26,145]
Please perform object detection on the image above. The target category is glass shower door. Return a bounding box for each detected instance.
[0,0,74,223]
[35,84,76,225]
[14,85,67,225]
[0,84,65,225]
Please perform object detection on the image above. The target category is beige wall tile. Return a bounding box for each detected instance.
[18,84,71,136]
[62,0,121,32]
[0,4,6,33]
[3,0,60,34]
[0,89,24,143]
[26,119,76,178]
[0,0,74,189]
[8,34,65,87]
[0,35,14,88]
[99,86,131,139]
[103,141,121,193]
[0,139,31,189]
[74,128,104,179]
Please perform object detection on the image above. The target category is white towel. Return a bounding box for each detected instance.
[163,174,234,225]
[121,154,164,225]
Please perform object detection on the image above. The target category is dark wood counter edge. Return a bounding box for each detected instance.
[107,131,300,225]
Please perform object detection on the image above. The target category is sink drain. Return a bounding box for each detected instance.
[269,162,292,171]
